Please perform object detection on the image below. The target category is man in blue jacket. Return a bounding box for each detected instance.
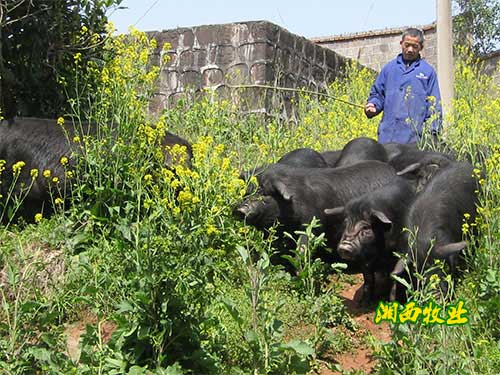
[365,28,442,144]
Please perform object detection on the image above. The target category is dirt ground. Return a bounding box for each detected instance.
[64,311,117,362]
[63,274,393,373]
[319,274,393,375]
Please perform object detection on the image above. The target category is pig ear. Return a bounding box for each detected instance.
[324,206,344,216]
[433,241,466,259]
[274,181,293,201]
[397,162,421,176]
[415,163,441,192]
[371,209,392,231]
[421,163,440,178]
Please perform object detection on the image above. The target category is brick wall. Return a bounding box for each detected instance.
[311,24,437,72]
[481,50,500,86]
[147,21,351,117]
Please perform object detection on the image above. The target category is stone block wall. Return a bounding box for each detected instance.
[311,24,437,72]
[147,21,351,117]
[481,50,500,86]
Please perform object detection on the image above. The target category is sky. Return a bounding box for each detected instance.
[108,0,440,39]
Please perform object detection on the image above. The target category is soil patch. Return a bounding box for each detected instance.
[64,311,117,362]
[321,274,392,374]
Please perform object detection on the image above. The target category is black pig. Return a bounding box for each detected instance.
[324,177,416,304]
[320,149,342,168]
[391,149,454,192]
[392,161,481,300]
[255,160,399,254]
[236,147,328,217]
[0,117,192,222]
[334,137,388,167]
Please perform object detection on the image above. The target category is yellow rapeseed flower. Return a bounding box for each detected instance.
[34,213,43,223]
[55,197,64,205]
[91,33,101,44]
[74,52,82,63]
[52,177,59,183]
[221,157,230,170]
[462,223,470,234]
[161,168,175,182]
[238,226,249,235]
[12,161,25,175]
[30,169,39,179]
[206,224,219,235]
[73,136,81,143]
[177,189,193,205]
[214,144,225,155]
[57,117,65,126]
[143,198,153,209]
[43,169,51,178]
[60,156,69,166]
[429,274,440,284]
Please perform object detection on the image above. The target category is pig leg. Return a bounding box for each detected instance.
[361,266,375,306]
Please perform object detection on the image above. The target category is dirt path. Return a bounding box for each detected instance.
[64,311,117,362]
[63,275,392,373]
[321,274,392,375]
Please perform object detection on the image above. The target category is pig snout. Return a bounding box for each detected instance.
[337,240,358,260]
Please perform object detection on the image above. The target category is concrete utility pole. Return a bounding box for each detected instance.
[436,0,454,119]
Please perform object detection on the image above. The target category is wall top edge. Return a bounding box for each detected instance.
[479,49,500,59]
[145,20,282,34]
[310,22,437,43]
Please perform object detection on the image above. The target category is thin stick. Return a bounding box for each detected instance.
[225,83,365,109]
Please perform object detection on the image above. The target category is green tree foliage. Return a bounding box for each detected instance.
[0,0,122,118]
[453,0,500,55]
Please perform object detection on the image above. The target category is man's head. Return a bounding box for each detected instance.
[400,28,424,62]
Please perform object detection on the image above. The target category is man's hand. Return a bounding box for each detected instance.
[364,102,378,118]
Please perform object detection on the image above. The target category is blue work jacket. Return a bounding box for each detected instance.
[367,54,442,144]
